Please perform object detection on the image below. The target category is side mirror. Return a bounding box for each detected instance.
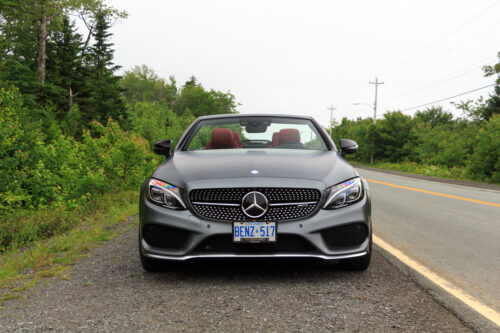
[339,139,358,158]
[153,139,172,159]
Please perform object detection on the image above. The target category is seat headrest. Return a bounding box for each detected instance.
[279,129,300,145]
[211,128,234,148]
[233,132,242,147]
[271,132,279,147]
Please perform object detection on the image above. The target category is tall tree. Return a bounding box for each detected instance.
[121,65,172,104]
[46,14,85,113]
[482,51,500,120]
[0,0,126,85]
[178,76,239,117]
[82,9,125,123]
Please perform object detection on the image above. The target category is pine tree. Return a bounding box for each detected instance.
[46,14,85,115]
[81,10,125,125]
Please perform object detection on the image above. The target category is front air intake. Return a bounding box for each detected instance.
[142,224,189,250]
[321,223,368,249]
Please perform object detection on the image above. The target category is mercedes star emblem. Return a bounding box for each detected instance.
[241,191,268,219]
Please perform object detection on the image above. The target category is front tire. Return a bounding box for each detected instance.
[139,250,165,272]
[341,235,372,271]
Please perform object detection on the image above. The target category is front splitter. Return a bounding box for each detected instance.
[144,251,368,261]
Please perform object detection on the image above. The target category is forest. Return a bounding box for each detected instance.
[0,1,237,253]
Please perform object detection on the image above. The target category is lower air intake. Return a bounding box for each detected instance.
[321,223,368,249]
[142,224,189,250]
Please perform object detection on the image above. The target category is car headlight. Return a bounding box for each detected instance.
[148,178,186,210]
[323,177,363,209]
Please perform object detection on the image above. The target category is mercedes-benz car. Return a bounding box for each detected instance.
[139,114,371,271]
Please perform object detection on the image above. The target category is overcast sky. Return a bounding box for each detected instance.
[105,0,500,127]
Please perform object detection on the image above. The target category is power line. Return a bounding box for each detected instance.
[380,0,500,79]
[396,83,495,113]
[337,2,500,107]
[337,82,369,106]
[384,20,500,82]
[384,58,497,103]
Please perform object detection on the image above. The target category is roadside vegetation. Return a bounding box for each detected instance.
[332,55,500,184]
[0,0,238,292]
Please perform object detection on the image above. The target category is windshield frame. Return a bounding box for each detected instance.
[177,115,335,152]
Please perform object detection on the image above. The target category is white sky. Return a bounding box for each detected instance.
[105,0,500,127]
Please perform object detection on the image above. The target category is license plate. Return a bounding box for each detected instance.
[233,221,277,243]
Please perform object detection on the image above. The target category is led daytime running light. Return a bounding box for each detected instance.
[148,179,186,209]
[323,178,363,209]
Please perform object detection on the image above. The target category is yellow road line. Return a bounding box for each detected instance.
[373,235,500,327]
[365,178,500,207]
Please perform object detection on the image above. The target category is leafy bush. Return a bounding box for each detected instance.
[126,101,195,148]
[0,87,156,214]
[467,114,500,182]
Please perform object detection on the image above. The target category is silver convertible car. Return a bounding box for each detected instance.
[139,114,371,271]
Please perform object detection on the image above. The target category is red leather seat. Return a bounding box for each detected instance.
[278,128,300,145]
[233,132,243,148]
[206,128,236,149]
[271,132,279,147]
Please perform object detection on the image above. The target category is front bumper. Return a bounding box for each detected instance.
[139,184,372,261]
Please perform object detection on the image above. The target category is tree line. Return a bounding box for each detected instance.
[0,0,238,216]
[332,54,500,184]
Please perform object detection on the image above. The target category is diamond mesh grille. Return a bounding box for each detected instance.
[189,188,321,222]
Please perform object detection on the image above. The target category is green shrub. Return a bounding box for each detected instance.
[333,107,499,184]
[0,87,156,214]
[467,114,500,182]
[126,101,195,148]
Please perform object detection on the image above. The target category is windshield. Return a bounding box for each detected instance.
[185,117,327,151]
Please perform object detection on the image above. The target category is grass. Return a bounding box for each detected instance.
[352,160,499,184]
[0,190,139,307]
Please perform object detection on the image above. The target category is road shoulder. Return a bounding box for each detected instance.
[0,226,471,332]
[374,237,499,332]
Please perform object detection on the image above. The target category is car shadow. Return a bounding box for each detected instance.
[142,258,367,284]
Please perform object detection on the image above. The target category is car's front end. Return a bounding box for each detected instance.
[139,114,372,271]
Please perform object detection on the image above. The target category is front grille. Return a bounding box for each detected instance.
[321,223,368,249]
[193,234,317,253]
[190,188,320,203]
[189,188,321,222]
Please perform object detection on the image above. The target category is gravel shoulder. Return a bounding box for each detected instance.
[0,219,471,332]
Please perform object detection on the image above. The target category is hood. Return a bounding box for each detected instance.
[152,149,357,189]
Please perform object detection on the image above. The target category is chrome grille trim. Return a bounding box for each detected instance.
[269,201,318,207]
[192,201,318,207]
[191,202,240,207]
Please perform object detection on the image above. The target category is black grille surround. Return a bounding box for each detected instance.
[189,188,322,222]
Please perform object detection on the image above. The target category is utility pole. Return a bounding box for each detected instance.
[327,105,336,137]
[369,77,384,124]
[368,77,384,164]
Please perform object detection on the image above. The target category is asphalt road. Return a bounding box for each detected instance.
[0,217,469,332]
[357,168,500,314]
